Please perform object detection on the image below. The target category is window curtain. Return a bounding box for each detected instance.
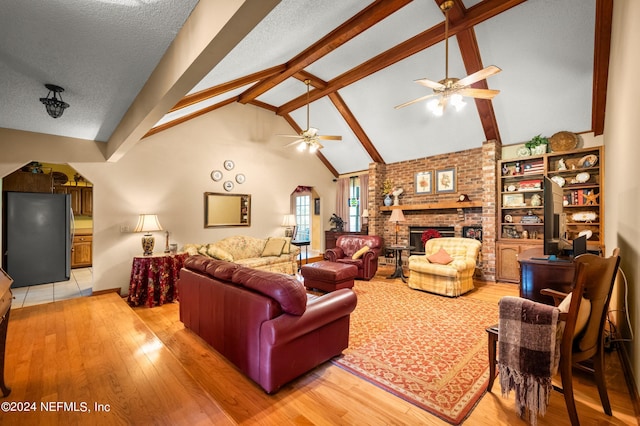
[335,177,350,231]
[359,173,369,215]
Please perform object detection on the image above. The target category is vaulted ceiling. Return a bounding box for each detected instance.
[0,0,612,176]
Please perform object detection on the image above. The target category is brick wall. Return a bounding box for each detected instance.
[367,140,499,281]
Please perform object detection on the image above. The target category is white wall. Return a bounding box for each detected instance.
[2,102,336,294]
[605,0,640,388]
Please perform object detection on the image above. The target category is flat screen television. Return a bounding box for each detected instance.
[543,176,569,256]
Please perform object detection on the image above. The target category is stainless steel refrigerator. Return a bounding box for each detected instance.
[3,192,72,288]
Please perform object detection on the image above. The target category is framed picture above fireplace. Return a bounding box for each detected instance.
[415,171,432,194]
[436,168,456,194]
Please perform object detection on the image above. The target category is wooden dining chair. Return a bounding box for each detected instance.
[540,249,621,425]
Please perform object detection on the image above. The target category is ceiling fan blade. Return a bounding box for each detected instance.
[318,135,342,141]
[414,78,445,90]
[279,134,304,138]
[394,93,438,109]
[457,87,500,100]
[284,139,304,147]
[456,65,502,87]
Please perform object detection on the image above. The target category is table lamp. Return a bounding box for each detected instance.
[134,214,163,256]
[361,209,369,234]
[282,214,296,238]
[389,209,406,245]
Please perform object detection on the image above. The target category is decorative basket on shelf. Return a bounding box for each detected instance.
[549,131,579,152]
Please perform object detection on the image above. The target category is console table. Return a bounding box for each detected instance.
[0,268,13,397]
[128,252,189,308]
[518,247,575,304]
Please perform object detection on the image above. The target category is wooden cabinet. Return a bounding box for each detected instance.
[324,231,365,250]
[71,234,92,268]
[2,171,52,193]
[54,185,93,216]
[496,241,538,283]
[497,146,603,282]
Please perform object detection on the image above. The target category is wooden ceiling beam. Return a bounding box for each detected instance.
[446,0,501,143]
[328,91,385,163]
[278,0,526,115]
[592,0,613,136]
[169,64,285,112]
[237,0,412,104]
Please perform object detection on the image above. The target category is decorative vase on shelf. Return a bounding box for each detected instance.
[383,194,392,206]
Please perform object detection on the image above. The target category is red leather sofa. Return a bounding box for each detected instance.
[324,235,383,280]
[178,255,358,393]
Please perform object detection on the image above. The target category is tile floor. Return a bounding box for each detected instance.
[10,267,93,308]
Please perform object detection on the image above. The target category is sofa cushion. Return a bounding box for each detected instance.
[207,244,234,261]
[184,254,214,273]
[352,245,370,259]
[558,292,591,335]
[427,248,453,265]
[262,237,286,257]
[232,267,307,315]
[205,259,241,281]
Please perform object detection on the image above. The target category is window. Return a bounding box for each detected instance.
[295,195,310,241]
[348,176,361,232]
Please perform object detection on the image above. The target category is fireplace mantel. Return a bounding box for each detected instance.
[380,201,482,212]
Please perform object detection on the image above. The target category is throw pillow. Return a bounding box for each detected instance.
[281,237,292,254]
[558,292,591,335]
[206,244,234,262]
[261,237,286,257]
[352,245,370,259]
[427,248,453,265]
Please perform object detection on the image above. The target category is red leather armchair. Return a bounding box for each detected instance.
[324,235,383,280]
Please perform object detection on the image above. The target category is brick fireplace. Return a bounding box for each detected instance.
[409,226,455,255]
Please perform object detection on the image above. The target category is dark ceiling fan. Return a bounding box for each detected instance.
[395,0,501,114]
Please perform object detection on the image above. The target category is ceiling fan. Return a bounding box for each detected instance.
[281,79,341,153]
[395,0,501,114]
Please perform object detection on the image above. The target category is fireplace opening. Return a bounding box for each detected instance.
[409,226,455,255]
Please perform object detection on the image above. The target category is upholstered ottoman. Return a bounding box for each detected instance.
[301,261,358,292]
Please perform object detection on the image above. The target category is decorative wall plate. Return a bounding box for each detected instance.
[578,230,593,239]
[575,172,590,183]
[504,214,513,223]
[223,180,234,191]
[550,175,566,187]
[235,173,245,184]
[211,170,223,181]
[224,160,235,171]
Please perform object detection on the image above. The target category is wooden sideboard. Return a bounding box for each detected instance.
[518,247,575,305]
[324,231,365,250]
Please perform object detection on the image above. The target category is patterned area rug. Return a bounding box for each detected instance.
[331,278,498,425]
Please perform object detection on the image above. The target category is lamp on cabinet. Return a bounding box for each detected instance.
[281,214,296,238]
[361,209,369,234]
[134,214,163,256]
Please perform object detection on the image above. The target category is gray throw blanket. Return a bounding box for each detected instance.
[498,296,563,425]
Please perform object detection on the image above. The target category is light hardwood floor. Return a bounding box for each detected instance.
[2,266,638,425]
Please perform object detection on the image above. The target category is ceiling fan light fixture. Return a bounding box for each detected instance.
[297,141,307,152]
[309,143,319,154]
[451,94,466,111]
[39,84,70,119]
[427,98,444,116]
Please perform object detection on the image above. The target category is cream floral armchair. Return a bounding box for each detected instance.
[407,237,481,297]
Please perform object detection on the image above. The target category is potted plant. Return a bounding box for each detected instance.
[525,134,549,155]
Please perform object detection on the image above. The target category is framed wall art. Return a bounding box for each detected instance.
[415,171,432,194]
[314,198,320,215]
[435,167,456,194]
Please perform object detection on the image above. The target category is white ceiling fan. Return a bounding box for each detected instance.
[395,0,501,115]
[281,79,341,153]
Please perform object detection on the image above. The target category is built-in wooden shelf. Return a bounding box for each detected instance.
[380,201,482,212]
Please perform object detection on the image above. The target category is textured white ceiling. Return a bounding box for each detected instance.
[0,0,599,175]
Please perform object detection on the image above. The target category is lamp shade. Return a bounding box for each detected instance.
[281,214,297,227]
[389,209,406,223]
[134,214,163,233]
[362,209,369,218]
[134,214,163,256]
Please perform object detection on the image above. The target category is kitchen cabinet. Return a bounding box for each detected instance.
[54,185,93,216]
[72,234,92,268]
